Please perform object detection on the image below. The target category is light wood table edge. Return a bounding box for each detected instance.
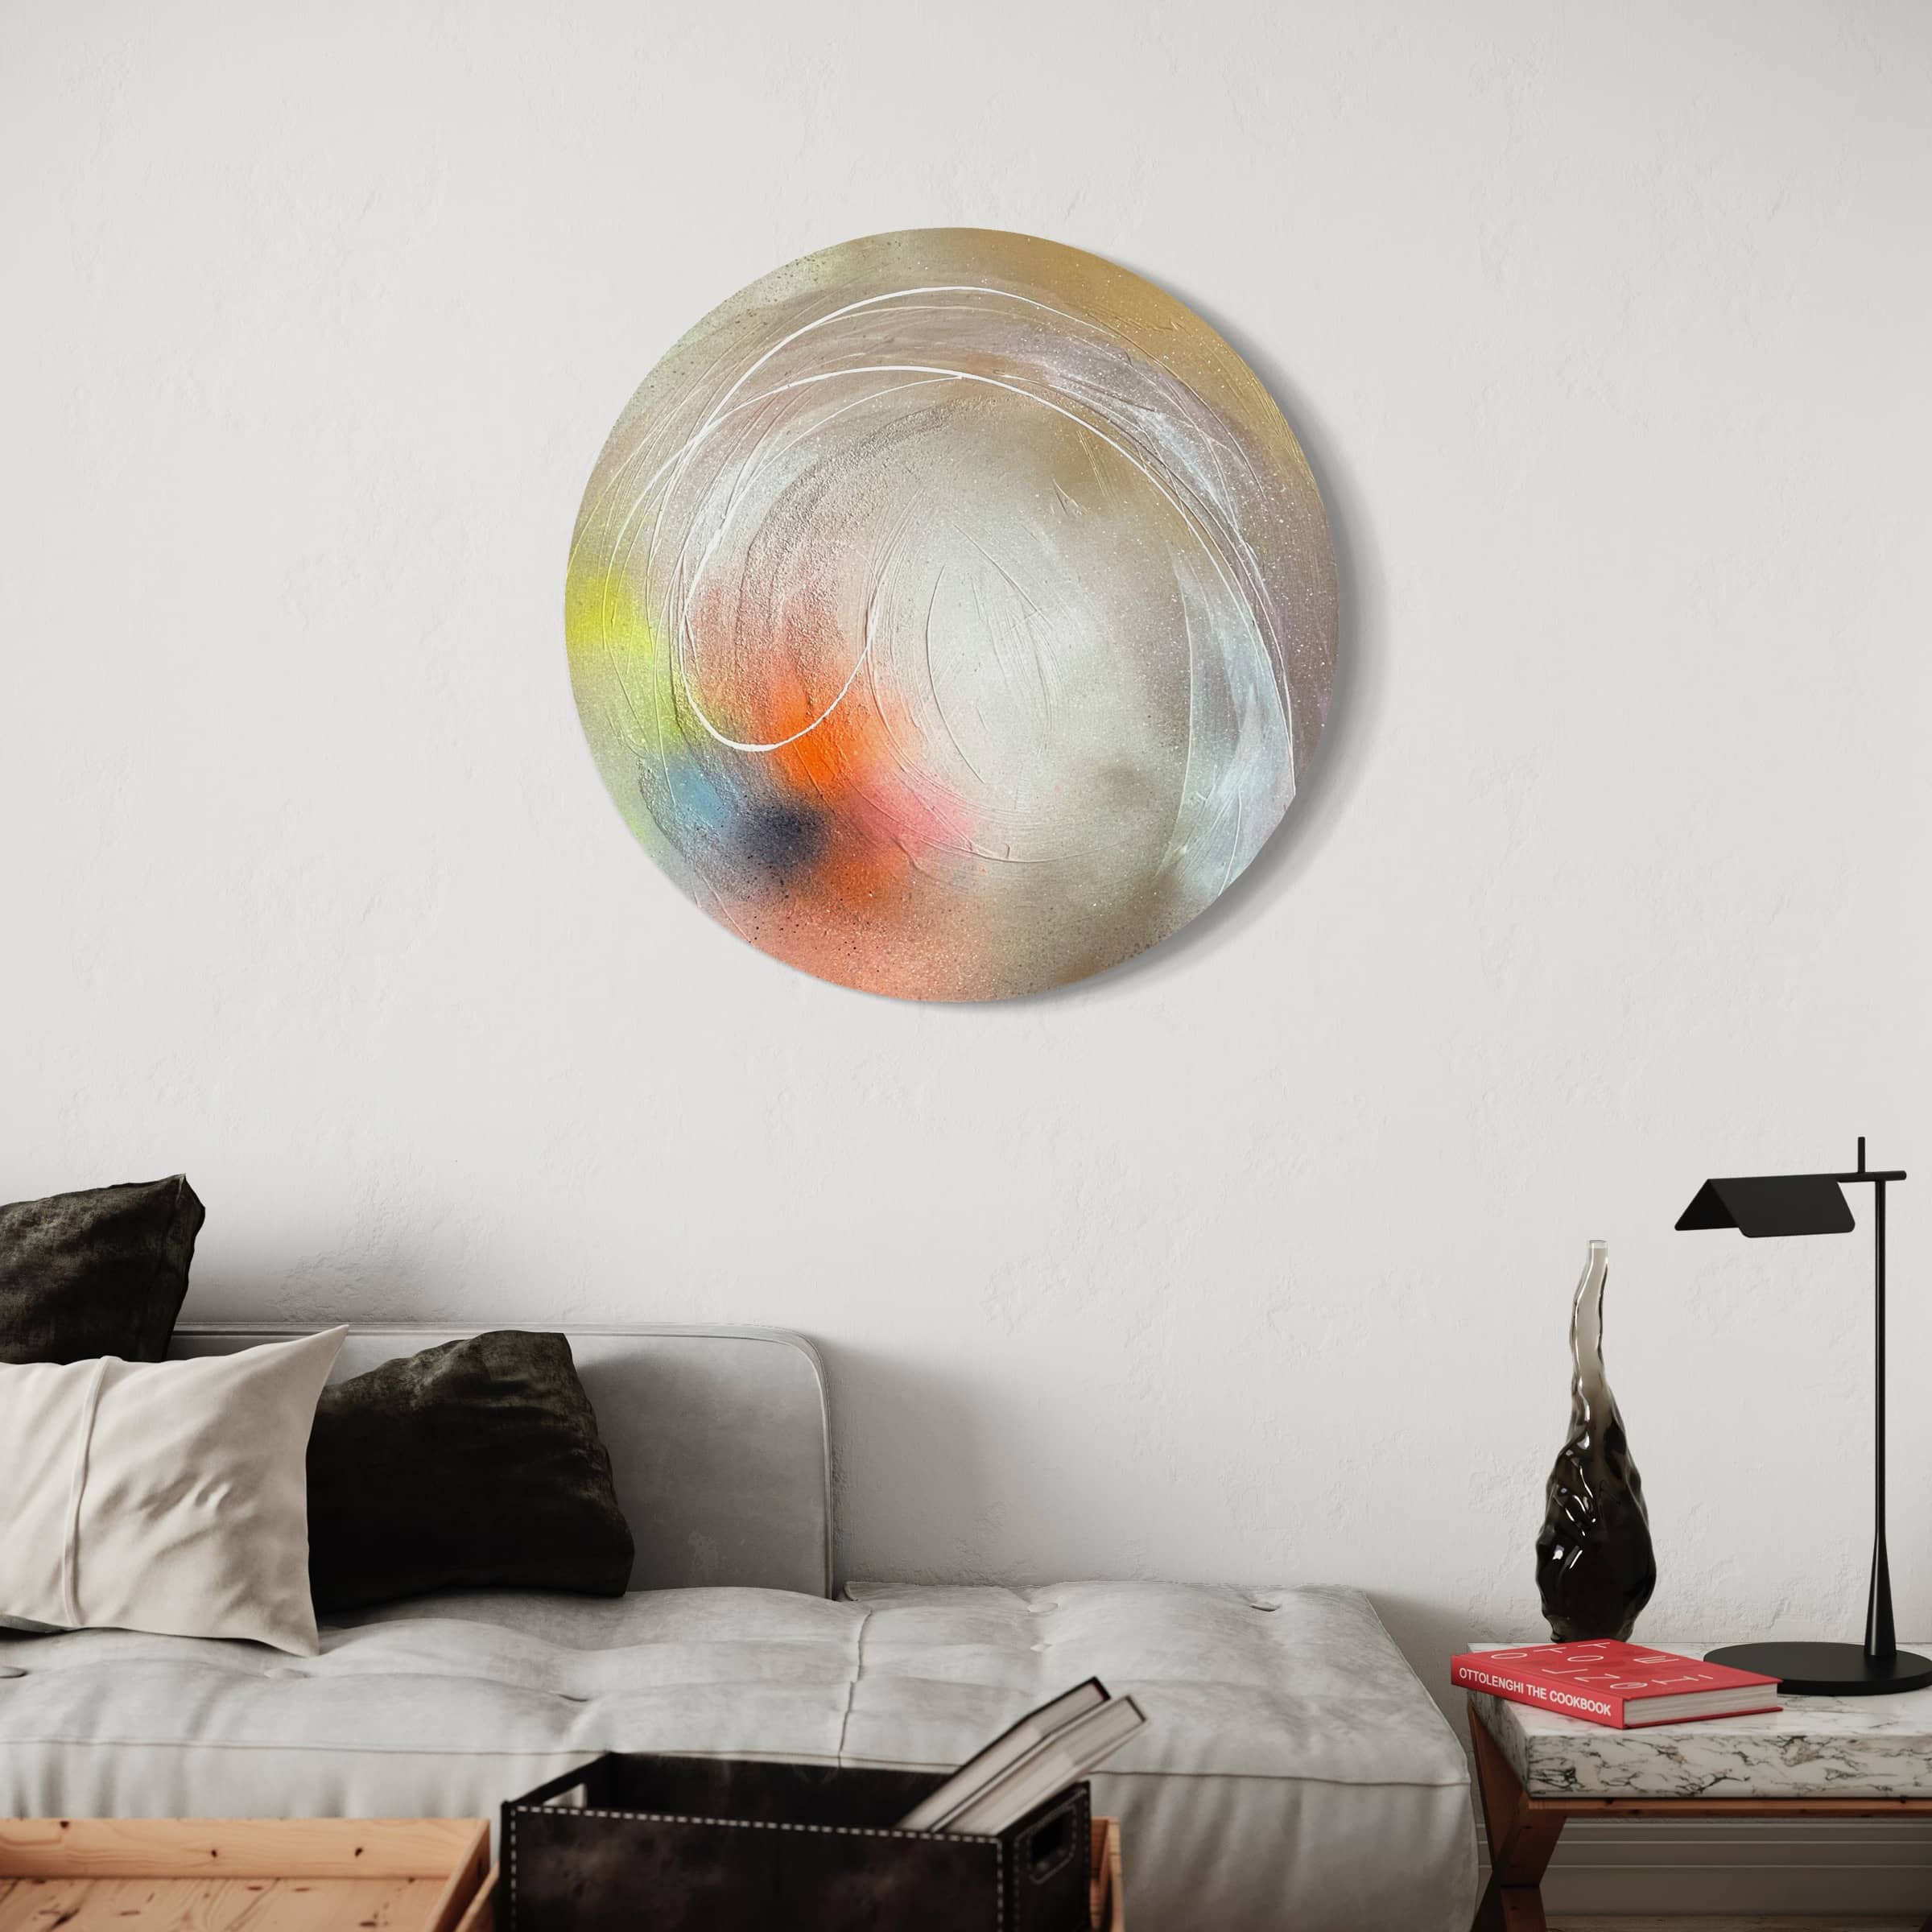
[0,1818,489,1883]
[1467,1698,1932,1932]
[1090,1815,1125,1931]
[450,1864,497,1932]
[420,1825,491,1932]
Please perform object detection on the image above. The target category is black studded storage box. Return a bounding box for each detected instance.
[502,1752,1091,1932]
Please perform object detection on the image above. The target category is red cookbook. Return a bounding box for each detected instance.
[1452,1641,1781,1728]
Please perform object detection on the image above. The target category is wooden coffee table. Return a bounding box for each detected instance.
[1467,1651,1932,1932]
[0,1818,491,1932]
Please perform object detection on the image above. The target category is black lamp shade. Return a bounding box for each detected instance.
[1675,1175,1855,1238]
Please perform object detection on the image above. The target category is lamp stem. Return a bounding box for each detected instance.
[1865,1175,1897,1663]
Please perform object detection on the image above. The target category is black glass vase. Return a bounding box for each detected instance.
[1534,1240,1656,1642]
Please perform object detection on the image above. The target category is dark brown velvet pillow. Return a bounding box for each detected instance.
[306,1330,635,1612]
[0,1174,205,1364]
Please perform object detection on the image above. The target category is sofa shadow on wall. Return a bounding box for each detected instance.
[817,1338,1003,1589]
[1372,1588,1491,1732]
[1012,267,1385,1009]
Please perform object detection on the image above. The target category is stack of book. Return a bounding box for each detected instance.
[898,1678,1146,1835]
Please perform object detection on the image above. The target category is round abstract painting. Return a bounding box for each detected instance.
[566,229,1338,1000]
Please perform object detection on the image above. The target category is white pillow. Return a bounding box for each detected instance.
[0,1326,346,1654]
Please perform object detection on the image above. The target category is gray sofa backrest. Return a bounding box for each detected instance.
[171,1323,832,1598]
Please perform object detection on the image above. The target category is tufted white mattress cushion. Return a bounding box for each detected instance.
[0,1580,1476,1931]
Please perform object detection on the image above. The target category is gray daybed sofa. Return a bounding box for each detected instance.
[0,1325,1478,1930]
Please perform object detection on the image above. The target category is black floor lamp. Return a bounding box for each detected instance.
[1678,1137,1932,1695]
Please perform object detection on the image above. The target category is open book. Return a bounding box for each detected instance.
[898,1678,1148,1837]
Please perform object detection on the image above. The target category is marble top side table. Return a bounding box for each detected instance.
[1467,1641,1932,1931]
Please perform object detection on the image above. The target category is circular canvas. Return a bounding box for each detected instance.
[567,229,1338,1000]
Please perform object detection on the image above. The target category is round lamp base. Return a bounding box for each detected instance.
[1704,1641,1932,1697]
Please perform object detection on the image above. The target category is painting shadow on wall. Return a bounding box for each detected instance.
[1013,272,1381,1009]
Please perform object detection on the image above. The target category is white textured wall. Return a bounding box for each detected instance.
[4,0,1930,1903]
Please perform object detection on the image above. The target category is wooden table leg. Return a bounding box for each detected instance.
[1469,1706,1564,1932]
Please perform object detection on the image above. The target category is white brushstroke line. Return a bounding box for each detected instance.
[603,370,952,687]
[675,574,888,755]
[580,279,1297,822]
[588,286,1078,610]
[584,281,1243,653]
[654,362,1280,760]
